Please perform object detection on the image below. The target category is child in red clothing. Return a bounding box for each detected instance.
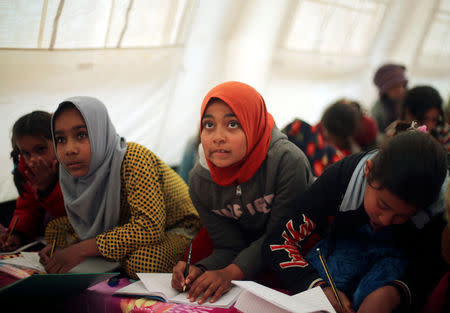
[0,111,66,252]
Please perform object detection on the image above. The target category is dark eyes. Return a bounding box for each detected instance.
[202,120,240,129]
[37,147,47,154]
[55,137,65,144]
[203,121,214,129]
[78,132,88,139]
[228,121,240,128]
[54,132,88,144]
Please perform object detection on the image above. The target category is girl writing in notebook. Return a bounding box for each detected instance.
[171,81,314,304]
[0,111,66,252]
[264,129,448,313]
[38,97,201,278]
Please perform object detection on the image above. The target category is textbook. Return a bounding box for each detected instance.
[232,280,336,313]
[0,252,120,273]
[114,272,242,308]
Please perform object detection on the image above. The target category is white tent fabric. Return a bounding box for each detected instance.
[0,0,449,202]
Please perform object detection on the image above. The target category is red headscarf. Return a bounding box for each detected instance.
[200,81,274,186]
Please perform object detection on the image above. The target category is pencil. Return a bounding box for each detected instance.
[50,238,56,257]
[317,248,344,309]
[183,239,193,292]
[6,216,19,243]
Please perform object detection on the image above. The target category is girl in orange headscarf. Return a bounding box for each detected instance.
[171,81,313,304]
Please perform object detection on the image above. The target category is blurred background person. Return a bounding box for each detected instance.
[371,63,408,133]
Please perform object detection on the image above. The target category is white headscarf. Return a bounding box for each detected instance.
[52,97,127,240]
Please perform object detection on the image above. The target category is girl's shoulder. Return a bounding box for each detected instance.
[122,142,160,171]
[189,160,212,185]
[124,142,157,160]
[266,128,310,166]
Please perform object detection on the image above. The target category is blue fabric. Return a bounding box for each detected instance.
[177,136,199,183]
[305,224,408,309]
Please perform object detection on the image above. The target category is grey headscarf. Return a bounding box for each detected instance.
[52,97,127,240]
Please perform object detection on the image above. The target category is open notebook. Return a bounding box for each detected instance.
[115,272,242,308]
[0,252,119,273]
[232,280,336,313]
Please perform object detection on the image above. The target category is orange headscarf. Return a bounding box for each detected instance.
[200,81,275,186]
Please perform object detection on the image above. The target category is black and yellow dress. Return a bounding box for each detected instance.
[46,142,201,278]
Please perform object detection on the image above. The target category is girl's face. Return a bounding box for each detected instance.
[363,160,418,230]
[201,99,247,168]
[16,135,56,169]
[386,83,406,102]
[53,107,91,177]
[422,108,440,131]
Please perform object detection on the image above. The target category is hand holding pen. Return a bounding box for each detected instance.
[0,217,21,251]
[317,248,354,313]
[183,240,193,292]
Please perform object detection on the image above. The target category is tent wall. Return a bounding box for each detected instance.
[1,0,449,202]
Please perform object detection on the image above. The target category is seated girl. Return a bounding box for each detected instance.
[0,111,65,252]
[171,81,314,304]
[39,97,201,278]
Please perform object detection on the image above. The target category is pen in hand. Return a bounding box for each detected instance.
[183,239,193,292]
[317,248,344,309]
[50,238,56,257]
[6,216,19,243]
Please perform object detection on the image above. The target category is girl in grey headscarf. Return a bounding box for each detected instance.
[38,97,201,278]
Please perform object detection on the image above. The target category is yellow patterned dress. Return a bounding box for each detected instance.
[45,142,201,278]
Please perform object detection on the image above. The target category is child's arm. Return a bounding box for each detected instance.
[39,216,79,268]
[95,146,167,260]
[263,157,354,294]
[357,285,401,313]
[43,238,100,273]
[1,190,45,250]
[44,216,78,247]
[191,195,247,270]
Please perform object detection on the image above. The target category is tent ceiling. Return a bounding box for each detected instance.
[0,0,191,49]
[284,0,387,56]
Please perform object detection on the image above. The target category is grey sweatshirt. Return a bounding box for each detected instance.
[189,127,313,278]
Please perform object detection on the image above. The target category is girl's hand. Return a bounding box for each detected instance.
[0,232,22,251]
[187,264,244,304]
[357,285,401,313]
[44,243,87,273]
[24,158,58,192]
[171,261,204,292]
[38,244,52,265]
[322,287,354,313]
[187,269,232,304]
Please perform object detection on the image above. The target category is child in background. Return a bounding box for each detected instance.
[401,85,450,152]
[0,111,65,252]
[264,130,447,313]
[349,100,378,151]
[371,63,408,133]
[38,97,201,278]
[282,99,360,177]
[171,81,314,304]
